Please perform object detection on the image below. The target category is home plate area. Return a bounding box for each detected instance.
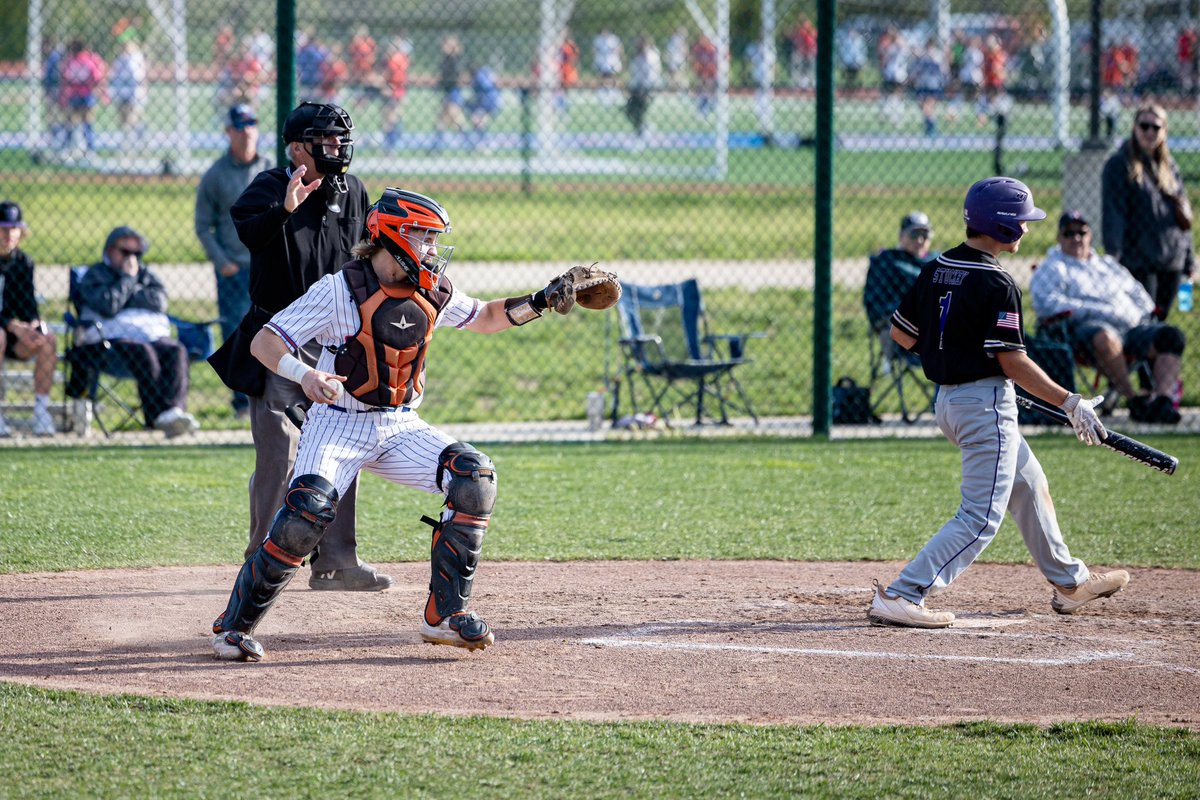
[2,560,1198,728]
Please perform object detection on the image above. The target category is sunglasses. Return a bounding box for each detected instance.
[1137,121,1163,132]
[906,229,931,239]
[118,247,144,257]
[1060,227,1089,238]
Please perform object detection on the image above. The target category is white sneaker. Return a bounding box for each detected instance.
[154,407,200,438]
[1051,570,1130,614]
[867,580,955,628]
[31,408,57,436]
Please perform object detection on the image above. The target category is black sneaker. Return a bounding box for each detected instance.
[1149,395,1182,424]
[1128,395,1154,422]
[309,561,395,591]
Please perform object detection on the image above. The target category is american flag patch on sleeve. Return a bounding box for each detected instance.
[995,311,1021,330]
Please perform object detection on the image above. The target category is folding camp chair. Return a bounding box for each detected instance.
[613,278,764,426]
[866,323,934,423]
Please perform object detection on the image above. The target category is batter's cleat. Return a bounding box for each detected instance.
[1050,570,1130,614]
[309,561,395,592]
[211,630,265,662]
[420,611,494,651]
[867,580,955,629]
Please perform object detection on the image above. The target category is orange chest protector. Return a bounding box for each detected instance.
[333,261,452,407]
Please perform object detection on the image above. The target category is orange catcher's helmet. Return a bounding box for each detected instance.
[366,188,453,290]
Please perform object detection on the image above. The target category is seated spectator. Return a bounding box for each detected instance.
[864,212,935,339]
[76,226,200,437]
[1031,210,1184,424]
[0,201,57,437]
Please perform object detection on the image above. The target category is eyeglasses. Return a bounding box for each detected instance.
[1137,121,1163,132]
[1060,228,1088,238]
[906,230,931,239]
[118,248,143,257]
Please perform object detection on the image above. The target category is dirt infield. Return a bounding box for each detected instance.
[3,561,1197,728]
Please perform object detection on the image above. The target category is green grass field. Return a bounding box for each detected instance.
[2,438,1197,797]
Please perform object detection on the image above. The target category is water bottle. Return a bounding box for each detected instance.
[1179,279,1194,313]
[586,390,606,431]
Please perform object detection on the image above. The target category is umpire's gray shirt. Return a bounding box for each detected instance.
[194,150,272,272]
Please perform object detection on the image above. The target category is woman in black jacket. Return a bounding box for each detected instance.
[1101,103,1194,319]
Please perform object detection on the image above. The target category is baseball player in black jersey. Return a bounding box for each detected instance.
[868,177,1131,628]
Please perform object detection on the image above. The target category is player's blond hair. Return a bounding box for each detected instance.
[351,239,380,260]
[1127,103,1178,194]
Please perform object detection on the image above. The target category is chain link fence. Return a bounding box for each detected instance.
[0,0,1197,443]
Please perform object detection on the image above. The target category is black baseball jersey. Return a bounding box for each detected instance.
[891,243,1026,385]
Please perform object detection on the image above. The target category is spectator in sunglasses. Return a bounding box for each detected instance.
[74,226,200,437]
[1101,103,1194,318]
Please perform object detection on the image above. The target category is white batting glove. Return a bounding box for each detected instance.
[1060,393,1106,446]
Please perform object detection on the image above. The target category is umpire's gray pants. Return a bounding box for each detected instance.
[888,377,1088,604]
[247,364,360,571]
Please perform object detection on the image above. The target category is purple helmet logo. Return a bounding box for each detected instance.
[963,177,1046,244]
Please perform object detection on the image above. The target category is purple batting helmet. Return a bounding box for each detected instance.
[962,177,1046,244]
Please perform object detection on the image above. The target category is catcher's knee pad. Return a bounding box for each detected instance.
[436,443,497,516]
[1152,325,1186,356]
[425,444,496,624]
[268,474,339,559]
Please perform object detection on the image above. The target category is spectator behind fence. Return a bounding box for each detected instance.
[0,201,57,437]
[382,36,411,149]
[208,101,389,592]
[194,104,272,420]
[433,34,467,148]
[76,226,199,438]
[60,38,105,152]
[1031,211,1184,425]
[593,28,624,104]
[1102,104,1194,318]
[625,34,661,138]
[864,212,935,338]
[109,33,147,137]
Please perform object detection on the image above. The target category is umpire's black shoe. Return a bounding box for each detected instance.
[309,561,395,592]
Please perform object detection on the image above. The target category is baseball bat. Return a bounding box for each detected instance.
[1015,395,1179,475]
[284,403,306,430]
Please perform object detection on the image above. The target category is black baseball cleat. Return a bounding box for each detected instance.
[420,611,494,651]
[211,630,265,662]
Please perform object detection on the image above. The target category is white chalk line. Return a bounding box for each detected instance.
[580,636,1133,666]
[579,620,1156,667]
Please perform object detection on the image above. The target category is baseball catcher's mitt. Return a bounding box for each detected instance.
[545,264,621,314]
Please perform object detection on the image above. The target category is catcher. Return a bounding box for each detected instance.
[211,187,619,661]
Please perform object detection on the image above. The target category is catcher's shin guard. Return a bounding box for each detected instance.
[424,444,496,627]
[214,475,338,636]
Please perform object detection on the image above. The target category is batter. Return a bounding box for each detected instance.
[868,176,1131,628]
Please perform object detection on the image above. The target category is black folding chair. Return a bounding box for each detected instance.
[866,323,934,424]
[613,279,764,427]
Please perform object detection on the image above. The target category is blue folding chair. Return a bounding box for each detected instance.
[613,279,764,426]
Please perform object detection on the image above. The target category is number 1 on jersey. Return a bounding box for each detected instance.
[937,292,952,350]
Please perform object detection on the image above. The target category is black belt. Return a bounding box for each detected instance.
[329,404,411,414]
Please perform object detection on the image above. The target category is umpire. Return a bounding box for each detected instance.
[209,101,393,591]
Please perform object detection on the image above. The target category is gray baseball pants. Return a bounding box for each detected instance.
[888,376,1089,604]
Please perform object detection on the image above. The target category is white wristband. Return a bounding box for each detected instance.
[276,353,311,384]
